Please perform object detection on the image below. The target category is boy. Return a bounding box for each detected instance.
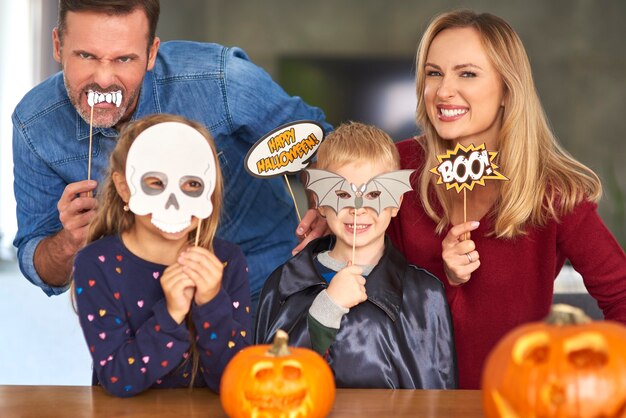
[255,122,457,389]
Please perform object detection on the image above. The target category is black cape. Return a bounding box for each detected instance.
[255,236,457,389]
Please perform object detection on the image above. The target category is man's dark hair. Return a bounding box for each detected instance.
[57,0,160,47]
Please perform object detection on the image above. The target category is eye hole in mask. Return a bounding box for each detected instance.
[180,175,204,197]
[141,171,168,195]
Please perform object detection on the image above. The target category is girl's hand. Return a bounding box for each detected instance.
[442,221,481,286]
[326,263,367,309]
[160,263,195,324]
[178,246,224,306]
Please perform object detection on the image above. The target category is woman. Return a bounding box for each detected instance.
[387,10,626,389]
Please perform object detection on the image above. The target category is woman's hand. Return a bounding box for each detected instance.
[326,263,367,309]
[160,263,195,324]
[292,209,330,255]
[442,221,481,286]
[177,246,224,306]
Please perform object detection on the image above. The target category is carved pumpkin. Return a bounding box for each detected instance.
[220,329,335,418]
[482,304,626,418]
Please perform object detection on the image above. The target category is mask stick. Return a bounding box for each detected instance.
[194,219,202,247]
[463,188,467,241]
[352,210,357,264]
[283,174,302,223]
[87,103,94,197]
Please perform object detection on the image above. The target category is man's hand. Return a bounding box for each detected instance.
[57,180,99,249]
[33,180,98,287]
[292,209,330,255]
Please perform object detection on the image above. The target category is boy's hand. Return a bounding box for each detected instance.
[177,246,224,306]
[160,263,195,324]
[442,221,481,286]
[326,263,367,309]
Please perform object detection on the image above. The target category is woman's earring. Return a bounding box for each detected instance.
[123,203,130,212]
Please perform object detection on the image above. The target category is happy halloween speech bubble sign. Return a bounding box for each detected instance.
[245,121,324,178]
[430,143,508,193]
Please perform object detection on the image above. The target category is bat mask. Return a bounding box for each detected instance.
[304,169,414,215]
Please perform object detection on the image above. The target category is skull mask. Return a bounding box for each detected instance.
[126,121,216,234]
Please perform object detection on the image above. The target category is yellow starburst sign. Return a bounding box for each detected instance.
[430,143,508,193]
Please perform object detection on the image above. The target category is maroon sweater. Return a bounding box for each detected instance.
[388,138,626,389]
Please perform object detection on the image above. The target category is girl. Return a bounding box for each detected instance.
[387,10,626,389]
[73,114,251,397]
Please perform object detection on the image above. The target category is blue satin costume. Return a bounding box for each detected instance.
[255,236,458,389]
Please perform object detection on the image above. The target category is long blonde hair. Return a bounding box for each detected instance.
[86,113,223,387]
[415,10,601,237]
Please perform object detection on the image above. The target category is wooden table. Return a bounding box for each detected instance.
[0,385,485,417]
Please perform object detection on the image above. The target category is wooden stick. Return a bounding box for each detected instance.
[87,104,94,197]
[194,219,202,247]
[351,210,357,265]
[283,174,302,223]
[463,188,467,241]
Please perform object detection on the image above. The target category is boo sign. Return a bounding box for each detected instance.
[245,121,325,178]
[430,143,508,193]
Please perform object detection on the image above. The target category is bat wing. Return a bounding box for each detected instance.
[304,169,354,214]
[362,169,415,214]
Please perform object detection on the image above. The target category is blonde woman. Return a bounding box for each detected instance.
[387,10,626,389]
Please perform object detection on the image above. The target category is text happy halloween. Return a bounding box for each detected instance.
[255,128,320,174]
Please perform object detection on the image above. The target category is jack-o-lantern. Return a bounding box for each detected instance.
[220,329,335,418]
[482,304,626,417]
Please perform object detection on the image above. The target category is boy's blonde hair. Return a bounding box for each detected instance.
[316,121,400,171]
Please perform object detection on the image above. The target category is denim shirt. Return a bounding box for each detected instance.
[12,41,331,298]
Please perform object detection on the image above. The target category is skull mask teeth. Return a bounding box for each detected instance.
[126,122,217,234]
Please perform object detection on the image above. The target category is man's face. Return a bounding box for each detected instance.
[53,9,159,128]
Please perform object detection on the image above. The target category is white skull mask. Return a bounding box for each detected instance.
[126,121,217,234]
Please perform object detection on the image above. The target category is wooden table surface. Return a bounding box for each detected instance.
[0,385,485,417]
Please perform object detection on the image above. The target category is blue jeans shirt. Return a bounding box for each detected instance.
[12,41,331,305]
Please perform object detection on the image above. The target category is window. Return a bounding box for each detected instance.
[0,0,58,259]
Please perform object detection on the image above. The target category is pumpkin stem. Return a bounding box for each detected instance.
[267,329,291,357]
[546,304,592,326]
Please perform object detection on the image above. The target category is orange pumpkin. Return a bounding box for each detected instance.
[482,304,626,418]
[220,329,335,418]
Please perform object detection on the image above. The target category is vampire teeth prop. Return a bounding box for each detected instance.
[87,90,123,107]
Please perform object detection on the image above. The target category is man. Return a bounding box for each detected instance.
[12,0,331,312]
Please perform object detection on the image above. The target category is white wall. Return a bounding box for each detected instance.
[0,0,34,259]
[0,262,92,385]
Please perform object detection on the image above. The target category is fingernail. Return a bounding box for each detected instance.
[471,221,480,228]
[297,227,304,235]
